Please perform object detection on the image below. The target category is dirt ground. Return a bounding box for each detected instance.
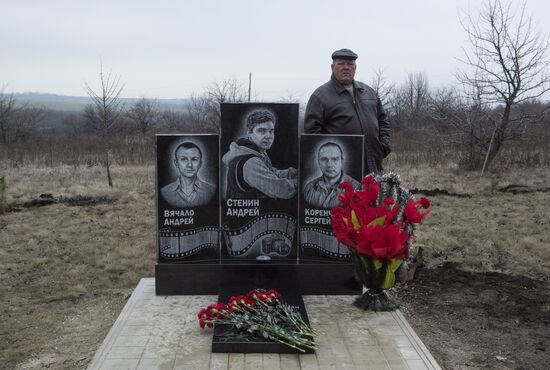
[394,264,550,370]
[1,164,549,369]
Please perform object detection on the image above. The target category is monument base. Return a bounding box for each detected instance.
[155,262,361,295]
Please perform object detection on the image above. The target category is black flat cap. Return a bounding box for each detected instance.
[331,48,358,60]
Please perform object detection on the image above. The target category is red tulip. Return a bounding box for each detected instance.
[420,197,430,209]
[383,197,395,206]
[331,175,429,262]
[356,224,409,260]
[360,176,380,205]
[404,199,431,224]
[338,181,356,207]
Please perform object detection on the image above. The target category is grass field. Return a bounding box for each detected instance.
[1,163,549,369]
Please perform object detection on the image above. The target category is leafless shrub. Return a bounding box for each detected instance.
[187,93,218,132]
[369,68,395,105]
[126,97,159,136]
[187,78,248,131]
[429,86,495,169]
[0,89,45,144]
[12,104,46,143]
[0,88,17,144]
[387,72,431,129]
[161,108,189,132]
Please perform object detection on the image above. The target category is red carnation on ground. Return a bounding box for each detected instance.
[197,289,318,352]
[266,289,283,302]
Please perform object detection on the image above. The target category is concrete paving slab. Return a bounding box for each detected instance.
[88,278,441,370]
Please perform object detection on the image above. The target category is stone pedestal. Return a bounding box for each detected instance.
[155,262,360,295]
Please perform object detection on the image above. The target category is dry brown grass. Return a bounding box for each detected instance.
[0,165,156,369]
[1,163,549,369]
[388,163,550,278]
[415,192,550,278]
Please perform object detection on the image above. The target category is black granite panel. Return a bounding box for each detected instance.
[220,103,299,262]
[156,134,220,263]
[299,134,363,263]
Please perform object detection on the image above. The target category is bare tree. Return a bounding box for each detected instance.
[83,63,125,187]
[161,108,189,132]
[206,78,247,106]
[369,68,395,104]
[61,113,85,138]
[187,92,218,132]
[278,92,306,129]
[205,78,247,126]
[13,104,46,143]
[430,86,496,169]
[0,89,45,144]
[458,0,550,169]
[187,78,247,131]
[388,72,431,128]
[278,91,300,103]
[126,97,158,136]
[404,72,430,123]
[0,89,17,144]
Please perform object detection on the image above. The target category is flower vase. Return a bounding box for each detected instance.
[352,255,401,311]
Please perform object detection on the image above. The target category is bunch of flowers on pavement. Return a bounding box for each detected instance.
[197,288,318,352]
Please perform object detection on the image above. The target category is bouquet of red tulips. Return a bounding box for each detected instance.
[331,173,430,309]
[198,289,318,352]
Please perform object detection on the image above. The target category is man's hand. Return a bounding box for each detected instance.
[287,167,298,179]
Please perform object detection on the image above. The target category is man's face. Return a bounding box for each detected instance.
[331,59,356,85]
[318,146,343,180]
[175,147,202,178]
[248,121,275,150]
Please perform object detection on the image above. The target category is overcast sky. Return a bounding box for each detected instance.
[2,0,550,101]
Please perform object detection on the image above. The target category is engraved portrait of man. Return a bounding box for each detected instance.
[303,141,360,208]
[161,141,216,208]
[222,108,297,200]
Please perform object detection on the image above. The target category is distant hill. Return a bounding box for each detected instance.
[12,92,188,112]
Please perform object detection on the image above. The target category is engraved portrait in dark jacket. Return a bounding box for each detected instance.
[222,109,297,200]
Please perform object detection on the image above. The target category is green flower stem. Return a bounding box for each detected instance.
[279,304,319,336]
[206,303,318,352]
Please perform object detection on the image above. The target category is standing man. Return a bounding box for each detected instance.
[303,142,360,208]
[304,48,391,174]
[161,142,216,207]
[223,109,297,199]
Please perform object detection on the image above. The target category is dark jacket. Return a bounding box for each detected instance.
[224,139,267,200]
[222,138,296,200]
[304,74,391,174]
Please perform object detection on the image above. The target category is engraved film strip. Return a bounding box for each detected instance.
[223,213,296,257]
[159,226,218,258]
[299,226,351,259]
